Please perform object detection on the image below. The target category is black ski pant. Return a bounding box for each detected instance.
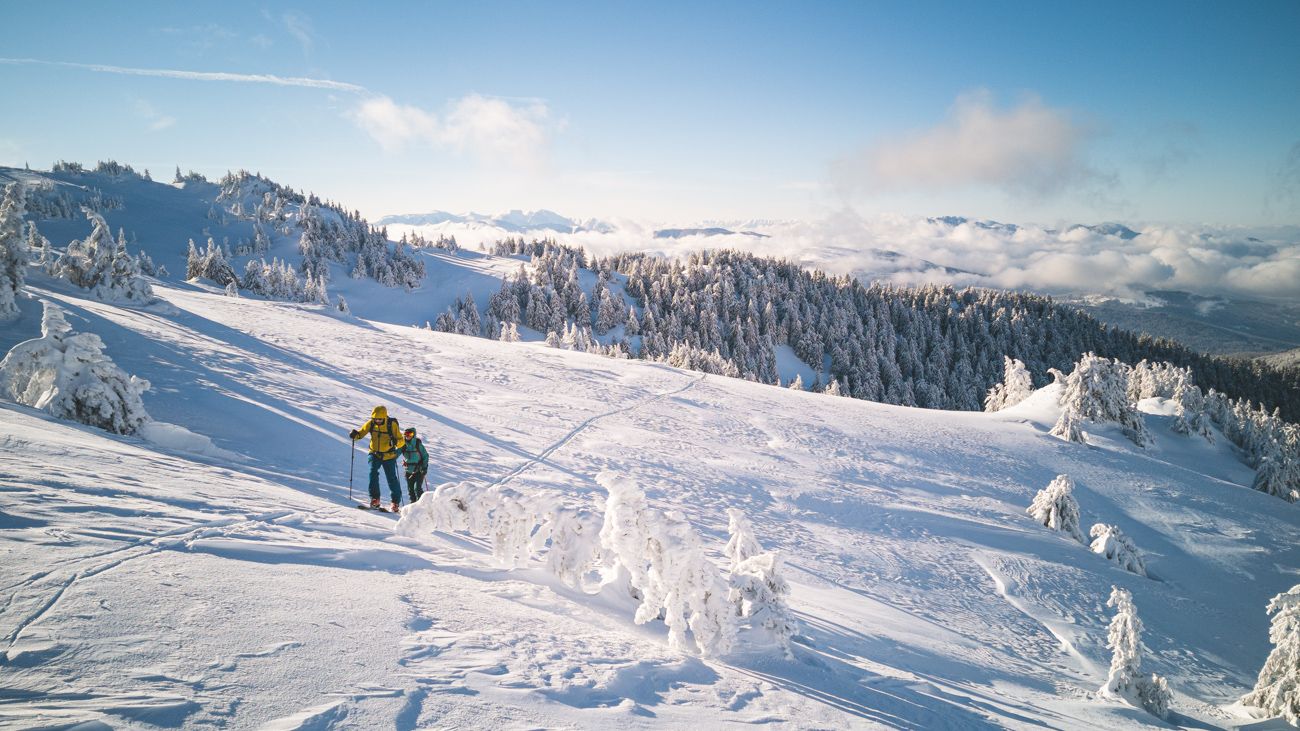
[406,470,426,503]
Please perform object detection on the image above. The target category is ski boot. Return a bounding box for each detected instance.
[370,497,381,510]
[391,501,401,514]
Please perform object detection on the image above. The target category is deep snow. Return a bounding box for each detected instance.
[1,165,1299,730]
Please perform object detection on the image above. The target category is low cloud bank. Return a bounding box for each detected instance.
[393,214,1300,304]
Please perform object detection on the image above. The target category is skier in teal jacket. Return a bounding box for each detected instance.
[400,427,429,503]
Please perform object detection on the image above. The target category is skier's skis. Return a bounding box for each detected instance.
[356,504,392,513]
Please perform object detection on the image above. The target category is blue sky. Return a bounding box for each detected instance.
[2,1,1298,225]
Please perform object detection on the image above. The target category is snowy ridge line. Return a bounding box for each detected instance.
[486,372,704,491]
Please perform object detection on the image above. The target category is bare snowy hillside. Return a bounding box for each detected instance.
[1,271,1298,729]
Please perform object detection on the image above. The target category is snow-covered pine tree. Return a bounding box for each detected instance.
[337,295,349,314]
[95,226,157,305]
[1089,524,1148,577]
[1027,474,1086,544]
[788,374,804,391]
[985,356,1034,412]
[225,281,239,297]
[499,322,520,342]
[724,508,798,656]
[1052,353,1152,447]
[456,290,482,336]
[0,181,29,320]
[1242,584,1300,724]
[58,209,116,290]
[25,220,50,267]
[1101,586,1171,719]
[0,300,151,435]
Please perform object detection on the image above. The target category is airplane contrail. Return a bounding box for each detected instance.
[0,57,366,92]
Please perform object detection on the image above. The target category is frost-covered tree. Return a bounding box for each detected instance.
[1052,353,1152,447]
[1090,524,1147,577]
[499,322,520,342]
[824,378,845,397]
[1027,474,1086,544]
[185,237,237,286]
[0,301,150,435]
[0,181,30,320]
[1242,584,1300,724]
[25,220,50,267]
[51,211,156,305]
[540,508,603,589]
[241,258,316,303]
[225,281,239,297]
[788,374,804,391]
[724,508,798,655]
[985,356,1034,412]
[337,295,350,314]
[1102,586,1171,719]
[597,472,737,657]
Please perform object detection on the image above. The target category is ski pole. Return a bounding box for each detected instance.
[348,437,355,501]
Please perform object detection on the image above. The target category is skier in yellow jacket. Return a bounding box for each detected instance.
[350,405,406,512]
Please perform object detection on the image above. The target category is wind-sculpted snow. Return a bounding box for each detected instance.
[3,278,1300,728]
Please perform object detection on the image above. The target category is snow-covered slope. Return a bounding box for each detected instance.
[1,271,1295,729]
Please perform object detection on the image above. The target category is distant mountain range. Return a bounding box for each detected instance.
[928,216,1141,240]
[653,227,769,239]
[377,209,613,235]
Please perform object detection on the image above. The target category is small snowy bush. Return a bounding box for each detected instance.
[488,486,540,568]
[1101,586,1171,719]
[0,301,151,435]
[985,356,1034,412]
[725,508,798,656]
[0,181,30,320]
[1241,584,1300,724]
[1027,474,1086,544]
[1090,524,1147,577]
[396,481,490,538]
[1052,353,1151,447]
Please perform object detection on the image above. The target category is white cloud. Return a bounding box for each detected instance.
[351,94,551,170]
[132,99,177,132]
[282,11,315,56]
[404,212,1300,304]
[835,90,1100,198]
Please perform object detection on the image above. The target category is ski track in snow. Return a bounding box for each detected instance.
[485,372,704,491]
[0,245,1294,728]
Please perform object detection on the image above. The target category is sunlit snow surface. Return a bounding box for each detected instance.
[1,280,1297,730]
